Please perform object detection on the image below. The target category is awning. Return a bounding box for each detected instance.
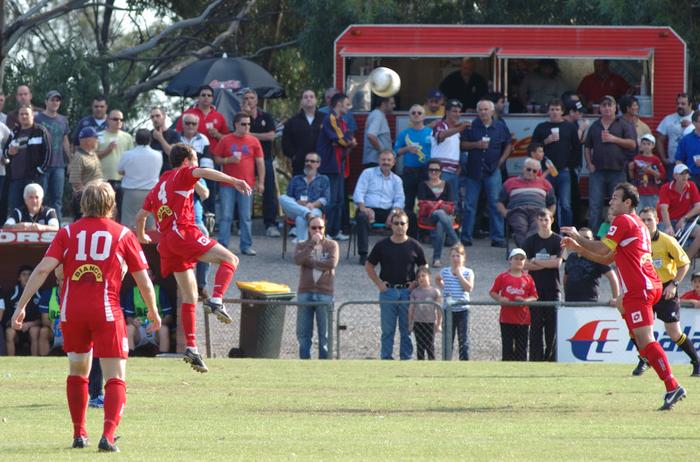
[339,45,495,58]
[496,47,652,60]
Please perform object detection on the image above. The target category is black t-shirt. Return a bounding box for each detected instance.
[5,205,57,226]
[523,232,562,299]
[250,109,276,159]
[367,237,427,285]
[150,129,183,172]
[2,283,41,327]
[531,120,581,170]
[564,253,612,302]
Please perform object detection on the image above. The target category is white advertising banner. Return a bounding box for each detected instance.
[557,307,700,363]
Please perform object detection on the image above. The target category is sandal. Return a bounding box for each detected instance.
[432,260,442,268]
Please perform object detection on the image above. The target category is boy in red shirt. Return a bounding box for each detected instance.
[680,271,700,307]
[628,133,665,211]
[490,248,538,361]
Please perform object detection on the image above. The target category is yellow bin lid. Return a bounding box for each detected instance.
[236,280,291,294]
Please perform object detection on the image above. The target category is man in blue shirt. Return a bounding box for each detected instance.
[460,99,512,247]
[675,110,700,191]
[71,96,108,147]
[395,104,431,213]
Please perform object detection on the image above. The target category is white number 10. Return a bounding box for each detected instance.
[75,230,113,261]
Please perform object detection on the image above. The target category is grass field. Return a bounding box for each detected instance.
[1,358,699,461]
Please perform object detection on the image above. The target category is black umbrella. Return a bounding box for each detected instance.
[165,56,285,98]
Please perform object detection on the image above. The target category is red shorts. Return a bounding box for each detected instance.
[158,227,217,276]
[622,287,662,330]
[61,317,129,359]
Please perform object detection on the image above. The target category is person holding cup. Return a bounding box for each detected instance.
[674,110,700,191]
[532,99,581,227]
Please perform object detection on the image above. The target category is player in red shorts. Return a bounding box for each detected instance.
[11,181,162,452]
[561,182,686,410]
[135,144,251,373]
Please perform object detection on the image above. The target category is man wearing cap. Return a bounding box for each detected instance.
[562,94,590,143]
[68,127,103,217]
[629,133,665,211]
[363,96,395,169]
[658,163,700,260]
[657,93,695,168]
[72,95,108,147]
[424,89,445,119]
[439,57,488,111]
[35,91,71,223]
[584,95,637,234]
[576,60,631,110]
[674,110,700,190]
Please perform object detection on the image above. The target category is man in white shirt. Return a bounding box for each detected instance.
[353,150,405,264]
[117,129,162,229]
[657,93,694,168]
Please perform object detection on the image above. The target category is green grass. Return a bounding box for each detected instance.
[1,358,699,461]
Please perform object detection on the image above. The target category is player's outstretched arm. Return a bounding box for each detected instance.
[135,208,151,244]
[131,269,162,331]
[192,167,252,195]
[12,256,60,330]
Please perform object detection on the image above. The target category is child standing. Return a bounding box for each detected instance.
[436,244,474,360]
[490,248,538,361]
[629,133,665,211]
[680,271,700,308]
[408,268,443,360]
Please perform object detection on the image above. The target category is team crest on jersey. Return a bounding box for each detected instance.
[157,205,173,221]
[72,264,104,282]
[607,225,617,236]
[631,311,643,324]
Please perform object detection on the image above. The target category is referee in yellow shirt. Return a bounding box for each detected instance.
[634,207,700,376]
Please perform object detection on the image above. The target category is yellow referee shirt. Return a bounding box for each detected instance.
[650,230,690,283]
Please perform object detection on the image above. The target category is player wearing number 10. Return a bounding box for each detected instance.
[136,144,252,373]
[11,181,162,452]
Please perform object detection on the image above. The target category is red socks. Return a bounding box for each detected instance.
[102,378,126,444]
[641,341,679,391]
[212,261,236,299]
[181,303,197,348]
[66,375,89,438]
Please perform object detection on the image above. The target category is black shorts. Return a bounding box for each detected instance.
[653,282,681,323]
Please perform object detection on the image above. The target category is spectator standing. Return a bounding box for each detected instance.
[431,99,469,202]
[562,96,590,144]
[72,96,108,146]
[317,92,356,241]
[213,112,265,255]
[282,89,324,176]
[3,105,51,211]
[319,87,358,134]
[584,95,637,234]
[460,99,512,247]
[656,93,694,167]
[68,127,102,217]
[34,90,71,223]
[97,109,133,216]
[279,152,329,242]
[657,164,700,260]
[531,99,580,227]
[363,96,395,168]
[408,267,442,360]
[620,95,651,141]
[0,119,11,219]
[576,60,630,110]
[293,216,338,359]
[180,113,215,214]
[490,248,538,361]
[365,209,427,360]
[435,244,474,360]
[629,133,665,211]
[117,129,162,229]
[3,183,59,231]
[241,88,279,237]
[563,227,619,303]
[175,85,230,154]
[675,110,700,190]
[424,89,445,119]
[523,209,562,362]
[352,151,405,265]
[149,107,182,173]
[0,91,6,124]
[439,57,488,111]
[5,85,40,130]
[395,104,431,213]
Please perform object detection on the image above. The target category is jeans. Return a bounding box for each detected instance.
[461,169,504,243]
[8,178,33,211]
[326,173,344,237]
[40,166,65,223]
[507,206,541,248]
[402,169,426,212]
[218,186,253,251]
[262,157,278,228]
[588,169,626,235]
[296,292,333,359]
[451,309,469,360]
[546,168,572,227]
[279,195,323,241]
[431,209,458,260]
[196,222,210,289]
[356,208,391,255]
[441,171,460,203]
[203,179,217,215]
[379,288,412,360]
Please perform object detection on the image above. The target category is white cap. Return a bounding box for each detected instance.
[674,164,690,175]
[640,133,656,145]
[508,248,527,259]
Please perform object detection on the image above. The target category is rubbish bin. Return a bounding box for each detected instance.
[235,281,295,358]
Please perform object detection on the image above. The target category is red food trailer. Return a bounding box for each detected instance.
[333,24,687,193]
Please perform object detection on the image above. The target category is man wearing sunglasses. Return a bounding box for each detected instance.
[175,85,230,154]
[149,107,182,173]
[395,104,432,212]
[279,152,329,242]
[96,109,133,221]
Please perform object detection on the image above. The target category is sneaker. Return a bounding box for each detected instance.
[692,362,700,377]
[432,260,442,268]
[203,299,233,324]
[241,248,257,256]
[333,232,350,241]
[72,436,89,448]
[183,348,208,373]
[632,356,649,376]
[659,385,687,410]
[266,226,281,237]
[98,436,120,453]
[88,395,104,409]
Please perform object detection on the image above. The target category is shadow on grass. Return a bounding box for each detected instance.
[256,405,580,415]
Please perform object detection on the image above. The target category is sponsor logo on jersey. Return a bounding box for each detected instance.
[71,264,104,282]
[567,320,619,361]
[157,205,173,222]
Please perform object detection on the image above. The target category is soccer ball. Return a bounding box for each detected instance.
[368,67,401,98]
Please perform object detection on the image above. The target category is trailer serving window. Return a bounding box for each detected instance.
[496,48,653,116]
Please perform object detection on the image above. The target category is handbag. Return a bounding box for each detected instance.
[417,199,455,226]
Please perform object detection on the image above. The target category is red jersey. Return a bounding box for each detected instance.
[602,213,661,295]
[143,166,198,235]
[658,180,700,221]
[576,72,630,104]
[630,154,665,196]
[175,106,230,152]
[681,290,700,301]
[212,133,263,188]
[45,218,148,323]
[490,271,538,325]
